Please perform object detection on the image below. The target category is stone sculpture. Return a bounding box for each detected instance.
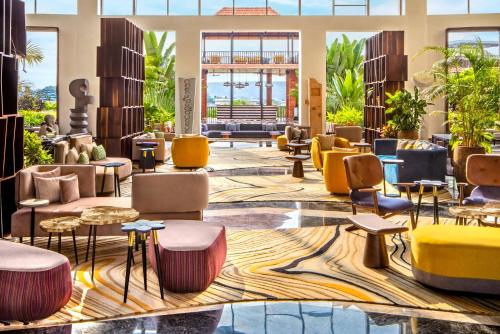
[69,79,94,135]
[179,77,196,134]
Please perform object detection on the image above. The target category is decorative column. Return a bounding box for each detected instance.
[266,73,273,106]
[201,70,208,120]
[286,69,298,122]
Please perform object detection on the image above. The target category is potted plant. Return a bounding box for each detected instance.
[385,87,429,140]
[333,105,363,127]
[419,42,500,183]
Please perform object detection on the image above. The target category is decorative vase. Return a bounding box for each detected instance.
[397,130,419,140]
[453,146,485,188]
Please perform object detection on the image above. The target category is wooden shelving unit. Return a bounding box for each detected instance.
[0,0,26,236]
[363,31,407,144]
[96,18,145,158]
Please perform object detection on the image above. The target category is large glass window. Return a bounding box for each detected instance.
[428,0,500,15]
[102,0,133,15]
[447,29,500,58]
[334,0,366,16]
[24,0,77,14]
[137,0,168,15]
[18,29,59,128]
[169,0,198,15]
[301,0,332,15]
[370,0,401,15]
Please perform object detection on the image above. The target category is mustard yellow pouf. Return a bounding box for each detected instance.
[277,135,288,151]
[171,136,210,168]
[411,225,500,295]
[323,149,360,195]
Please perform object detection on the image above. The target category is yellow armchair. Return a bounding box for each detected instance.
[171,136,210,168]
[277,135,289,151]
[323,149,360,195]
[311,136,352,171]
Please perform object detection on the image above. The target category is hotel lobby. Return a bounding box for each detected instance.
[0,0,500,333]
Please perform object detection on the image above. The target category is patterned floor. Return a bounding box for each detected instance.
[4,224,499,330]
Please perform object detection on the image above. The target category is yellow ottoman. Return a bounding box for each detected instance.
[277,135,288,151]
[323,149,359,195]
[411,225,500,295]
[171,136,210,168]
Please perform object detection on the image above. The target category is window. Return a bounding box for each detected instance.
[169,0,198,15]
[301,0,332,15]
[334,0,366,16]
[102,0,133,15]
[18,29,59,124]
[428,0,500,15]
[447,29,500,58]
[201,0,233,15]
[370,0,401,15]
[136,0,168,15]
[268,0,299,15]
[24,0,77,15]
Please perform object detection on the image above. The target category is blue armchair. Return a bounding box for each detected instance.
[459,154,500,205]
[374,139,448,191]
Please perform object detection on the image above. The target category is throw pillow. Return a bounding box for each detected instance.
[317,134,336,151]
[60,174,80,204]
[34,174,73,203]
[65,148,79,164]
[32,167,61,199]
[397,140,416,150]
[292,128,302,140]
[225,123,238,132]
[92,144,107,161]
[334,137,351,148]
[77,152,90,164]
[80,142,97,158]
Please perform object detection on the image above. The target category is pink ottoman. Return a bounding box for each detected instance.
[0,240,72,322]
[148,220,226,293]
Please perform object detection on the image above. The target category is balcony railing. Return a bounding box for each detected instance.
[202,51,299,65]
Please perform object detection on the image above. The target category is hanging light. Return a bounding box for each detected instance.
[235,82,245,89]
[255,81,262,87]
[223,82,231,87]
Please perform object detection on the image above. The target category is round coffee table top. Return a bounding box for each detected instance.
[286,142,309,148]
[122,220,165,234]
[40,216,81,233]
[449,205,485,219]
[19,199,49,208]
[286,154,311,161]
[96,161,126,168]
[80,206,139,226]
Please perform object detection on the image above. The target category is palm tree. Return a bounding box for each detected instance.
[25,40,44,66]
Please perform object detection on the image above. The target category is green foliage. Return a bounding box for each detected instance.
[232,99,251,106]
[43,101,57,111]
[25,40,44,66]
[326,111,335,123]
[419,41,500,151]
[18,82,44,111]
[326,35,366,115]
[385,87,429,131]
[23,130,53,167]
[144,31,176,129]
[333,105,364,126]
[19,110,57,127]
[381,123,399,138]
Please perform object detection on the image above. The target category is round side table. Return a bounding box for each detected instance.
[40,217,81,264]
[449,206,485,226]
[96,161,126,196]
[80,206,139,280]
[19,199,49,245]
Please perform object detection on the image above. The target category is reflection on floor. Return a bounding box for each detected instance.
[5,301,499,334]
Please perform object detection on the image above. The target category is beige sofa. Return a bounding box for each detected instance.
[11,165,210,237]
[54,134,132,193]
[131,133,167,162]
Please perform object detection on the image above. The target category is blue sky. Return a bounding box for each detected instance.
[19,31,58,90]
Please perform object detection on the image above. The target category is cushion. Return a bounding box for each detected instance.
[264,123,276,131]
[92,144,107,161]
[292,128,302,140]
[77,152,90,164]
[201,124,208,132]
[34,174,73,203]
[60,174,80,204]
[32,168,61,199]
[334,137,351,148]
[317,134,336,151]
[397,139,415,150]
[65,148,79,164]
[80,142,97,158]
[225,123,238,131]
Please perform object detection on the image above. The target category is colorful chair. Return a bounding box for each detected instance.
[311,136,352,171]
[411,225,500,294]
[343,154,416,229]
[323,149,361,195]
[171,136,210,168]
[459,154,500,205]
[277,135,289,151]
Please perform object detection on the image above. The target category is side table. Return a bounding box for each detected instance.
[414,180,448,225]
[139,148,156,172]
[121,220,165,302]
[354,143,372,153]
[97,161,126,196]
[19,199,49,245]
[286,154,310,178]
[381,159,404,197]
[80,206,139,280]
[40,216,81,264]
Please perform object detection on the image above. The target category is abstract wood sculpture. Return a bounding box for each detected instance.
[69,79,94,135]
[308,78,323,138]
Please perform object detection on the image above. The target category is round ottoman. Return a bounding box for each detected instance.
[411,225,500,295]
[277,135,288,151]
[0,240,72,321]
[148,220,226,293]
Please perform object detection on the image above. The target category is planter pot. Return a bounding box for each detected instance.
[397,130,419,140]
[453,146,485,194]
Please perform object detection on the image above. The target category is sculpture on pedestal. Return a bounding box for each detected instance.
[179,77,196,134]
[69,79,94,135]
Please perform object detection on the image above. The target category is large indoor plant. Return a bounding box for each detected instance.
[419,41,500,182]
[385,87,429,139]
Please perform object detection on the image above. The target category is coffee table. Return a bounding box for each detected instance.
[354,142,372,153]
[414,180,448,225]
[19,199,49,245]
[286,142,310,155]
[40,216,81,264]
[286,154,310,178]
[80,206,139,279]
[121,220,166,302]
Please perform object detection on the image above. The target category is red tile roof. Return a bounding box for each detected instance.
[216,7,279,16]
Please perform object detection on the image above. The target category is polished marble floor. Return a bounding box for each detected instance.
[4,301,499,334]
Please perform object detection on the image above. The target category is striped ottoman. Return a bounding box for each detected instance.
[0,240,72,321]
[148,220,226,293]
